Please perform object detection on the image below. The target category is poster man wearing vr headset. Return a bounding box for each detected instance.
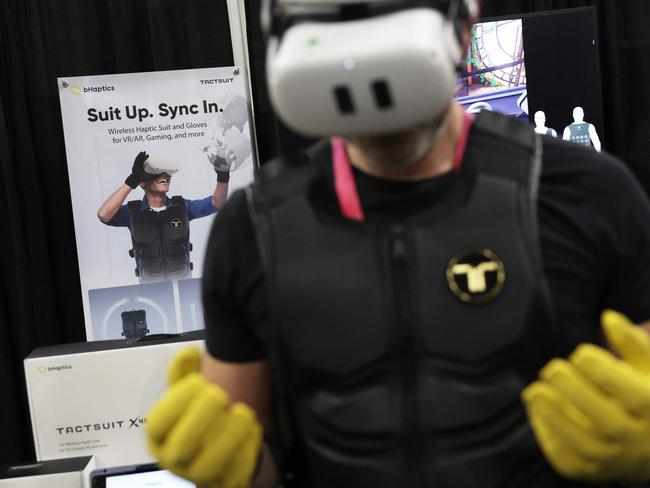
[146,1,650,487]
[97,148,232,282]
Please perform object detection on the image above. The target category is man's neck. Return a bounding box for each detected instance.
[345,102,463,181]
[146,192,167,208]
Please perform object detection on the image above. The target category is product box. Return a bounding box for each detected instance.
[0,455,95,488]
[24,332,204,467]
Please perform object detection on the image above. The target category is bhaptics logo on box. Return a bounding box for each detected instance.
[36,364,72,374]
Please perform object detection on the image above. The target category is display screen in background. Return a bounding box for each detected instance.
[456,7,604,151]
[105,469,195,488]
[457,18,528,120]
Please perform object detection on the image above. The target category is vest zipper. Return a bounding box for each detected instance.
[388,224,424,487]
[157,212,167,280]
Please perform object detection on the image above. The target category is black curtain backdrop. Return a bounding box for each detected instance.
[0,0,649,468]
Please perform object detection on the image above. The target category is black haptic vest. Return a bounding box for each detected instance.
[568,122,591,147]
[247,112,593,487]
[127,196,193,282]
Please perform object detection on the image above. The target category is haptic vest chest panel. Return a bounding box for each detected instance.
[569,122,590,146]
[128,196,192,281]
[249,112,577,487]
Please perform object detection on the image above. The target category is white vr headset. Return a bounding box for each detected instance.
[143,158,179,176]
[264,0,476,137]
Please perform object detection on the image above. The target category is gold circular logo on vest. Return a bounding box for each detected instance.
[170,218,182,229]
[446,248,506,304]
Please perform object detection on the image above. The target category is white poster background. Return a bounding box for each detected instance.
[58,67,255,340]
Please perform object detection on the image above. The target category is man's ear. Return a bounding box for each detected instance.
[460,1,480,54]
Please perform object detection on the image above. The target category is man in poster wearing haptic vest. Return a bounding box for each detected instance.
[97,148,231,282]
[145,1,650,487]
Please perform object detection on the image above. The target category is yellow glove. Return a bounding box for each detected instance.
[147,347,262,488]
[522,310,650,482]
[166,346,203,384]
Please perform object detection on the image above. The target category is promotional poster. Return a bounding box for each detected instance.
[58,67,255,341]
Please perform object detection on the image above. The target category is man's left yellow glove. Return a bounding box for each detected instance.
[522,310,650,482]
[146,348,262,488]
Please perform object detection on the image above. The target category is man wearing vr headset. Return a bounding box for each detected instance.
[146,1,650,487]
[97,150,231,282]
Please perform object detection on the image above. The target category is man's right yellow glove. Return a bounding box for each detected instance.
[522,310,650,482]
[147,348,262,488]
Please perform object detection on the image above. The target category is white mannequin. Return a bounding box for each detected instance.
[563,106,601,152]
[534,111,557,137]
